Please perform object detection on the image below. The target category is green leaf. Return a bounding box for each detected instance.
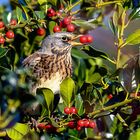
[34,11,45,19]
[0,48,9,58]
[48,21,56,34]
[125,29,140,45]
[36,88,54,114]
[72,19,102,30]
[60,77,75,107]
[16,7,23,23]
[108,17,116,35]
[21,5,29,20]
[86,72,101,83]
[72,48,91,59]
[129,128,140,140]
[82,45,108,59]
[37,0,46,5]
[75,94,84,115]
[48,0,57,6]
[129,8,140,21]
[6,123,29,140]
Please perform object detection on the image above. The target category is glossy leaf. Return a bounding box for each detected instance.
[37,0,46,5]
[121,54,140,92]
[0,48,9,58]
[82,45,108,59]
[48,21,56,34]
[6,123,29,140]
[48,0,57,6]
[129,8,140,20]
[60,77,75,106]
[72,19,102,30]
[125,29,140,45]
[108,17,117,35]
[129,128,140,140]
[72,48,91,59]
[34,11,45,19]
[36,88,54,114]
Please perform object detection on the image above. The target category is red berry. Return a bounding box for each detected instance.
[0,36,5,44]
[77,120,85,127]
[76,125,82,131]
[59,20,66,28]
[64,107,70,114]
[47,8,56,17]
[67,24,75,32]
[79,35,88,43]
[63,17,71,25]
[10,19,17,25]
[0,21,4,28]
[45,124,56,132]
[36,28,45,36]
[45,124,53,129]
[68,121,75,129]
[86,35,93,43]
[107,94,113,99]
[6,31,14,39]
[83,119,90,127]
[37,123,46,129]
[53,25,61,33]
[89,121,96,128]
[70,107,77,114]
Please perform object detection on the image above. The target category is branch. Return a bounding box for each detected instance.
[89,98,135,118]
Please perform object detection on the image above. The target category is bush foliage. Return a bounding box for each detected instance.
[0,0,140,139]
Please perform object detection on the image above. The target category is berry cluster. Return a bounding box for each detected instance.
[67,119,96,131]
[0,20,16,44]
[64,107,96,131]
[79,35,94,44]
[64,106,78,115]
[37,123,56,132]
[47,8,75,33]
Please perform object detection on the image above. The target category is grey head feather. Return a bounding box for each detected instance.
[39,32,74,55]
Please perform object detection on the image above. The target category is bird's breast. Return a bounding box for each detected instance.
[33,54,72,94]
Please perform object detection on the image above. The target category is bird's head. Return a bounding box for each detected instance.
[41,32,83,55]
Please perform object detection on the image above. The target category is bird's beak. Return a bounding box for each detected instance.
[69,35,83,46]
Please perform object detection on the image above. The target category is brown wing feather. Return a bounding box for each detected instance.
[22,52,41,68]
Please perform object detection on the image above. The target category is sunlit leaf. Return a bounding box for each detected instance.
[125,29,140,45]
[129,128,140,140]
[60,77,75,107]
[37,0,46,5]
[6,123,29,140]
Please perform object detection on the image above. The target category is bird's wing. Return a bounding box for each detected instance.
[22,52,42,68]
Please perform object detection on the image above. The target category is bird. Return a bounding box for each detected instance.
[22,32,82,115]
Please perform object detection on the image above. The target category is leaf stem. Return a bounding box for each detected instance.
[96,1,122,8]
[89,98,134,117]
[116,9,126,69]
[65,0,83,13]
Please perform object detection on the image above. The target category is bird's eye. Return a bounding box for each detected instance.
[61,36,70,41]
